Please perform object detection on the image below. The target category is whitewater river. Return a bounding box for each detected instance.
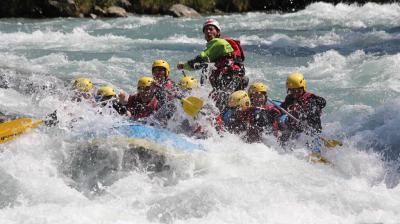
[1,2,400,223]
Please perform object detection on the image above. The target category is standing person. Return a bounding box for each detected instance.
[279,72,327,159]
[247,82,281,137]
[177,19,248,111]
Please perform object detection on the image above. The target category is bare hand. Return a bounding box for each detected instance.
[118,91,127,104]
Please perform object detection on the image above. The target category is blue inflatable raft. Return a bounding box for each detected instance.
[113,124,202,152]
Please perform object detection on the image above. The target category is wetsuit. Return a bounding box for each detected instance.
[126,94,159,120]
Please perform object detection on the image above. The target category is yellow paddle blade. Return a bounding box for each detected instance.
[181,96,204,117]
[309,152,333,165]
[0,118,43,144]
[320,137,343,148]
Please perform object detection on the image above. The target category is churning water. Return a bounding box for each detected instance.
[1,2,400,223]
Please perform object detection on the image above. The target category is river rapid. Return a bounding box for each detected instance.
[1,2,400,224]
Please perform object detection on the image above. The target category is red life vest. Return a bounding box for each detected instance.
[261,104,281,114]
[285,92,316,128]
[224,37,245,62]
[215,114,224,132]
[209,37,247,92]
[287,92,314,114]
[127,95,159,119]
[251,105,281,132]
[216,109,252,133]
[213,37,245,76]
[162,79,174,90]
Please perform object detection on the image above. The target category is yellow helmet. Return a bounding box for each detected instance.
[97,86,116,97]
[73,77,93,92]
[228,90,251,110]
[152,59,170,77]
[248,82,268,96]
[137,76,154,88]
[286,72,306,91]
[179,76,198,90]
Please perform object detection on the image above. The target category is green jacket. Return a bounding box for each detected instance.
[183,38,234,70]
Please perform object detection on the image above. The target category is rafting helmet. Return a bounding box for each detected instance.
[73,78,94,92]
[228,90,251,110]
[286,72,306,91]
[179,76,198,90]
[137,76,154,88]
[152,59,170,77]
[203,18,221,33]
[248,82,268,97]
[97,86,116,97]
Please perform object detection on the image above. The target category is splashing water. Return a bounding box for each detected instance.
[1,2,400,223]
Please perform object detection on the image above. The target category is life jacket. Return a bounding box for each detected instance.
[287,92,315,116]
[224,37,245,62]
[127,94,159,119]
[215,114,224,132]
[251,106,281,133]
[285,92,319,130]
[162,79,174,90]
[154,79,176,103]
[219,109,251,134]
[213,36,245,75]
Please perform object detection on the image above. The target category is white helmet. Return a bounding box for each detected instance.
[203,19,221,33]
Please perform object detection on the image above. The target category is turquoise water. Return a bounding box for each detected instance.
[1,2,400,223]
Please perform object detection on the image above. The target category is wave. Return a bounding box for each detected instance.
[240,31,400,57]
[0,28,131,52]
[1,8,400,223]
[224,2,400,31]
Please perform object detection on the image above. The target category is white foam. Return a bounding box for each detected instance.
[0,28,131,52]
[0,5,400,223]
[223,3,400,31]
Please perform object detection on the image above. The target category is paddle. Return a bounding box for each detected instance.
[0,111,58,144]
[0,118,44,144]
[180,96,204,117]
[152,82,204,118]
[267,99,342,148]
[266,99,337,165]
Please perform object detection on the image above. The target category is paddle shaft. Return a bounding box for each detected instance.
[268,99,342,147]
[268,99,301,123]
[268,99,324,138]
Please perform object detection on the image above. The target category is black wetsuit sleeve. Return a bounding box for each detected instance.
[113,101,127,115]
[281,95,294,110]
[187,56,207,70]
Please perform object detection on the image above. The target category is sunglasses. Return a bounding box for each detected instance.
[251,92,267,97]
[138,86,152,92]
[288,88,303,94]
[152,67,166,73]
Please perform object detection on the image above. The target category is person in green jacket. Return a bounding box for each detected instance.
[177,18,248,111]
